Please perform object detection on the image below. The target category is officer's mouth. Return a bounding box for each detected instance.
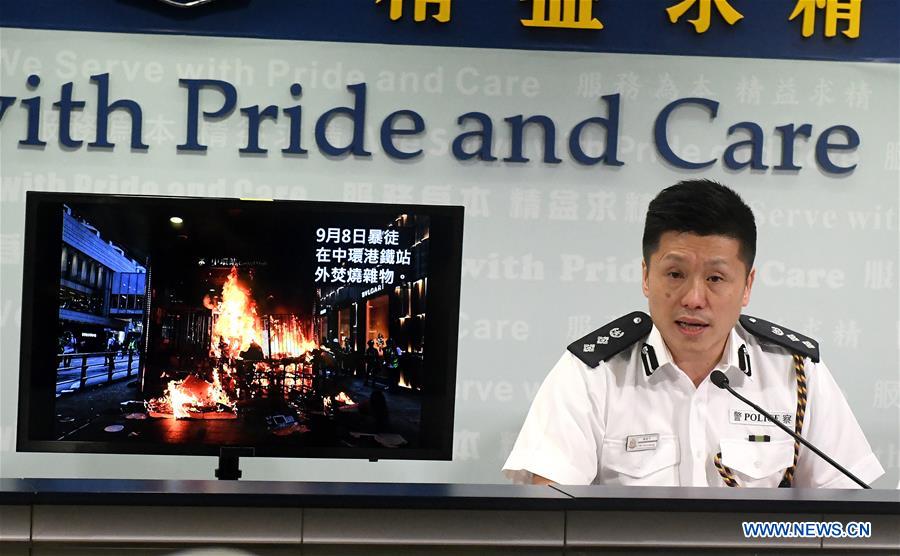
[675,319,709,336]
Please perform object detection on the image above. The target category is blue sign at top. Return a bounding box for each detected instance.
[1,0,897,63]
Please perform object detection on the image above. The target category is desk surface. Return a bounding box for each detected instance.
[1,478,897,513]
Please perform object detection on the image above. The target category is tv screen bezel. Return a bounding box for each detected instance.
[17,191,463,462]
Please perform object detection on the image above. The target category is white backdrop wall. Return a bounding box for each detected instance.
[0,28,897,487]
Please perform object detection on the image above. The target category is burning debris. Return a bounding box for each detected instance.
[147,374,237,419]
[207,267,262,359]
[323,391,357,415]
[149,266,319,421]
[207,267,318,360]
[334,391,355,405]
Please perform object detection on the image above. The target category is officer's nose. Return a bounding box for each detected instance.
[681,277,707,310]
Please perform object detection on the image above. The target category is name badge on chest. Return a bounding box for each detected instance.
[625,433,659,452]
[729,408,794,427]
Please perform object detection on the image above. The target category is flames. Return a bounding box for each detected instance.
[267,315,319,359]
[149,373,237,419]
[324,391,356,413]
[150,266,320,420]
[209,267,317,359]
[165,378,202,419]
[211,267,262,359]
[334,391,355,405]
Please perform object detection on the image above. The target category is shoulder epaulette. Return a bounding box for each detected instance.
[567,311,652,368]
[739,315,820,362]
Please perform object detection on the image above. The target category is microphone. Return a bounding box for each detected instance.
[709,370,870,489]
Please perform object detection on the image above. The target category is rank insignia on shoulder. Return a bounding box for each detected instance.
[739,315,820,363]
[567,311,652,368]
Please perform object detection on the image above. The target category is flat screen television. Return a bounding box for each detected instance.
[17,192,463,465]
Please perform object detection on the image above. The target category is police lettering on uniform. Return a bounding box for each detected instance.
[503,179,884,488]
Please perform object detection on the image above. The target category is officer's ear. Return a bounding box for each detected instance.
[742,268,756,307]
[641,259,650,298]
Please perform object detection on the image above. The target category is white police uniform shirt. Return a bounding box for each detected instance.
[502,318,884,488]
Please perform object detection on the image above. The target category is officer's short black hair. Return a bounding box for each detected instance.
[642,179,756,273]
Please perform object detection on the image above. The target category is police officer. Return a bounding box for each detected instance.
[503,180,884,488]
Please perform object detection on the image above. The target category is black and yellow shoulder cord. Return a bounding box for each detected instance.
[714,354,807,487]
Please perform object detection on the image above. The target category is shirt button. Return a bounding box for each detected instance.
[695,451,703,459]
[754,461,762,468]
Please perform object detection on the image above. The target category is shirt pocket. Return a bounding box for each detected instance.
[599,435,679,486]
[720,438,794,488]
